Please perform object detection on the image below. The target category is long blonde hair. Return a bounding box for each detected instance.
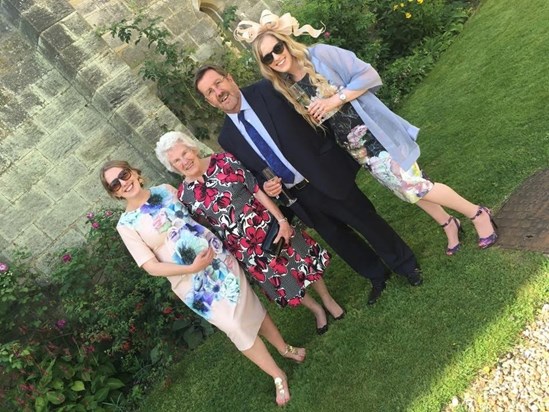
[252,31,336,129]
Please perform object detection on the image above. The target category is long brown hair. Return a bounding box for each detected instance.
[252,31,336,128]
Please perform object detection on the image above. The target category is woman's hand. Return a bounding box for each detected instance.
[263,177,283,197]
[190,247,215,272]
[274,219,294,245]
[307,95,341,123]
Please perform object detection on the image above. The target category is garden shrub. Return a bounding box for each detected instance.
[0,210,213,410]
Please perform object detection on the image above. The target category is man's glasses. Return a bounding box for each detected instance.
[261,41,285,65]
[108,168,132,192]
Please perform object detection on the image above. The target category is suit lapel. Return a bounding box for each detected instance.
[243,86,282,147]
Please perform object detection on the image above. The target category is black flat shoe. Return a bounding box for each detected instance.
[316,324,329,335]
[407,268,423,286]
[324,305,346,321]
[367,282,386,305]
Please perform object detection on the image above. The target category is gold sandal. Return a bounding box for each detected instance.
[274,377,289,406]
[280,344,306,364]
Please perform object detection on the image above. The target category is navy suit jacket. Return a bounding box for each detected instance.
[218,79,360,203]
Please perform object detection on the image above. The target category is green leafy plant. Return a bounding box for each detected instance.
[0,210,214,410]
[104,15,220,140]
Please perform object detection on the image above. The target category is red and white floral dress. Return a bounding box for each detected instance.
[178,152,330,307]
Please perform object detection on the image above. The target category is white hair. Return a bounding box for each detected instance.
[155,131,199,173]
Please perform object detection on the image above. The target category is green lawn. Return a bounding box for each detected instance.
[141,1,549,411]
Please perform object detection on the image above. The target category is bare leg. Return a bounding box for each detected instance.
[259,313,306,363]
[300,293,327,330]
[416,199,459,250]
[421,183,495,238]
[310,279,344,318]
[241,337,290,406]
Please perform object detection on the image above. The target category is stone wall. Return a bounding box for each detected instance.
[0,0,278,271]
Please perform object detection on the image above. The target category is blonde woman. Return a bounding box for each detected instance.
[235,10,498,256]
[100,160,307,406]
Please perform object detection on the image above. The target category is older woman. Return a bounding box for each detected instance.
[235,10,498,256]
[100,160,306,406]
[155,131,345,335]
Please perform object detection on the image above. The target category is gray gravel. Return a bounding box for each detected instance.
[445,304,549,412]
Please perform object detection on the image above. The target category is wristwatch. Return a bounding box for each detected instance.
[338,91,347,102]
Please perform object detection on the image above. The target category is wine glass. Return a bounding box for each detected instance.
[261,167,296,206]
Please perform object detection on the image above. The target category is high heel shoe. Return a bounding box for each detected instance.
[470,206,498,249]
[441,216,464,256]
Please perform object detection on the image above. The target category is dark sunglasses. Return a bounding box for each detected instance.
[261,41,285,65]
[108,168,132,192]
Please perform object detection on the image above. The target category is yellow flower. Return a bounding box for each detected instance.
[393,4,399,10]
[408,0,413,2]
[405,12,412,19]
[400,2,405,7]
[417,0,424,4]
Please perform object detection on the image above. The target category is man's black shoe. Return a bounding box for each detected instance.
[367,282,386,305]
[407,268,423,286]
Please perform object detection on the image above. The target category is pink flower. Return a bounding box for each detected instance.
[86,212,95,220]
[162,306,174,315]
[62,253,72,263]
[84,345,95,354]
[104,210,113,217]
[0,262,8,273]
[91,221,100,229]
[56,319,67,329]
[324,31,331,39]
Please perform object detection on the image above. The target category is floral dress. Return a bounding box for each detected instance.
[178,153,330,308]
[297,75,433,203]
[117,184,266,351]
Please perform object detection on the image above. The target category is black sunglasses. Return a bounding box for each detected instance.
[108,168,132,192]
[261,41,286,65]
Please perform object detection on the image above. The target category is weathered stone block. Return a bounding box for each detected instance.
[33,87,86,132]
[68,0,99,18]
[1,52,50,95]
[2,120,48,163]
[0,149,52,202]
[1,0,22,26]
[40,13,82,54]
[114,100,149,129]
[0,190,49,241]
[30,68,70,101]
[74,171,114,204]
[35,155,88,201]
[188,17,217,44]
[74,123,120,167]
[0,99,29,129]
[12,224,53,256]
[35,190,88,239]
[0,152,11,174]
[37,123,85,162]
[33,226,86,274]
[19,1,74,45]
[3,0,35,14]
[16,88,45,116]
[55,33,108,80]
[153,105,182,132]
[94,66,141,111]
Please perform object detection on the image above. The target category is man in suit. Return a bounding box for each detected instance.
[194,65,422,305]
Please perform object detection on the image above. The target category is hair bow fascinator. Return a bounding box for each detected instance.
[234,10,324,43]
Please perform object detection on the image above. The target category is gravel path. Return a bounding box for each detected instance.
[445,304,549,412]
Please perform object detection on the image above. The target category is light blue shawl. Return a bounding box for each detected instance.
[308,44,421,170]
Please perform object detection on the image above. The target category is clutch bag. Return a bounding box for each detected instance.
[262,207,295,256]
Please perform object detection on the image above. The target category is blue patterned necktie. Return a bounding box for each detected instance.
[238,110,295,184]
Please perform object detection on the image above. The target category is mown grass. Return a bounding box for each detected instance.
[140,0,549,411]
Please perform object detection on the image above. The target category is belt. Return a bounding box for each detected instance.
[292,179,309,191]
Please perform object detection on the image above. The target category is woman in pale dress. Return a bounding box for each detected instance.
[235,10,498,257]
[100,160,306,406]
